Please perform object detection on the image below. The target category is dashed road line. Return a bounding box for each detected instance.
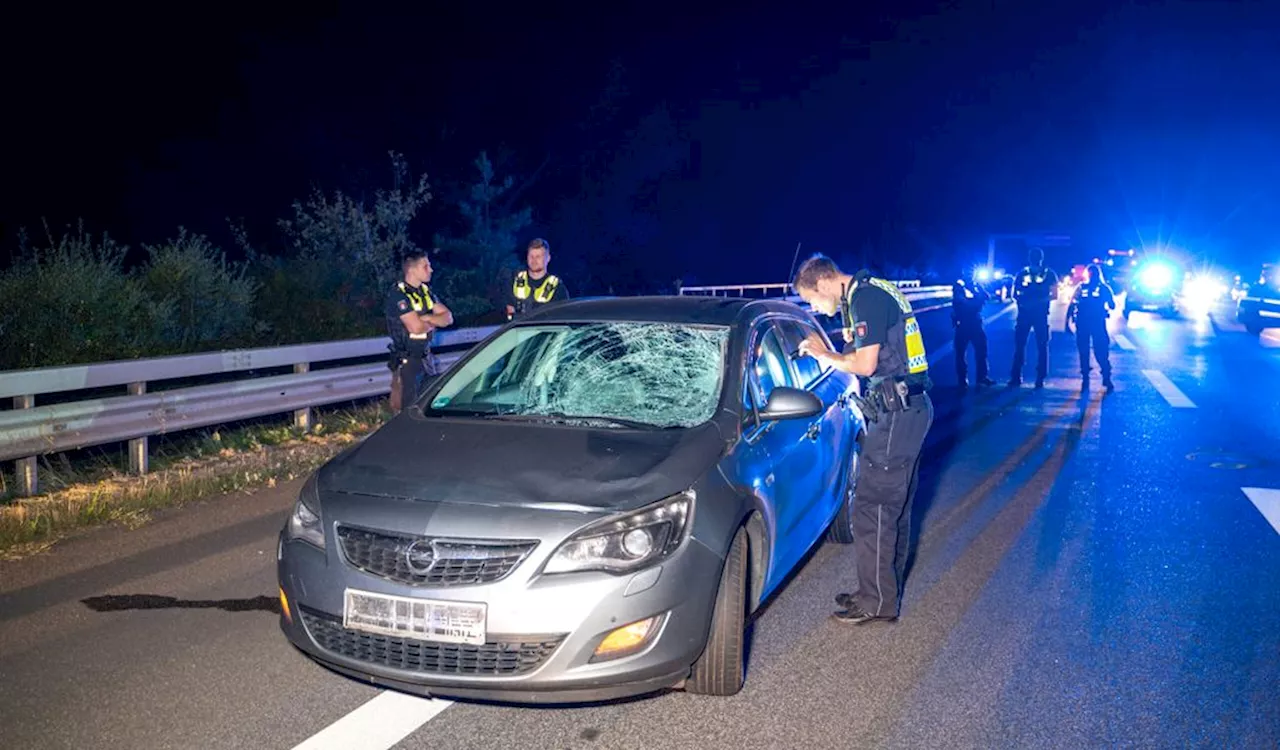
[291,690,452,750]
[1242,488,1280,537]
[1113,333,1137,351]
[1142,369,1196,408]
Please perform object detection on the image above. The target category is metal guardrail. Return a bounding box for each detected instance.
[0,286,952,497]
[0,326,497,496]
[678,279,923,297]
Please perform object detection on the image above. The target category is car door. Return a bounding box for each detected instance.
[735,318,823,592]
[773,317,852,544]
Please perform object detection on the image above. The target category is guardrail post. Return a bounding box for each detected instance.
[293,363,312,431]
[127,382,148,476]
[13,395,37,496]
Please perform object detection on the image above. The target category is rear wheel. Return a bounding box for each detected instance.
[1245,320,1264,335]
[827,445,860,544]
[686,526,749,696]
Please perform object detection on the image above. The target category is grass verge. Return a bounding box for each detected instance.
[0,401,391,561]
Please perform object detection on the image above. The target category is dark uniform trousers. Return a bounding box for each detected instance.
[954,321,989,383]
[1011,308,1050,382]
[397,346,426,410]
[1076,323,1111,379]
[853,392,935,618]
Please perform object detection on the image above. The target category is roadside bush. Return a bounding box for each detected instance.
[138,228,260,350]
[0,224,165,370]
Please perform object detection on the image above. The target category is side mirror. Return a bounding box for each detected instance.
[759,386,823,422]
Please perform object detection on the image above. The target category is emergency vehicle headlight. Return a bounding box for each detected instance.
[1138,262,1175,291]
[542,491,693,575]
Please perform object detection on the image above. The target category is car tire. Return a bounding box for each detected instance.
[1245,320,1263,335]
[826,447,860,545]
[685,526,748,697]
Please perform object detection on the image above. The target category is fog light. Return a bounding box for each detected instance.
[592,615,663,661]
[279,586,292,623]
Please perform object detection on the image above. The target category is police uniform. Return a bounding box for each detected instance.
[834,270,935,623]
[507,269,568,319]
[385,280,441,410]
[1068,280,1115,389]
[1010,263,1059,386]
[951,278,993,387]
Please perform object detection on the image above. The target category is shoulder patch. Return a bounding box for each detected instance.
[397,299,409,312]
[855,321,868,339]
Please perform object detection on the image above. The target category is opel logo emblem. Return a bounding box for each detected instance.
[404,539,436,574]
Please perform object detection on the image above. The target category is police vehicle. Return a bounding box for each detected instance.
[1237,263,1280,335]
[1122,251,1186,319]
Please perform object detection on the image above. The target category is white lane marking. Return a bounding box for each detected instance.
[1141,369,1196,408]
[928,304,1015,364]
[292,691,452,750]
[1114,333,1137,351]
[1242,488,1280,537]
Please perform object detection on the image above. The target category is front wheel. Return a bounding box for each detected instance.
[685,526,749,696]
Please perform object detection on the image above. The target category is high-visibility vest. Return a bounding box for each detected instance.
[842,278,930,375]
[398,281,435,340]
[513,271,560,303]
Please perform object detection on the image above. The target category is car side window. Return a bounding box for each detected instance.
[775,319,828,388]
[747,324,794,414]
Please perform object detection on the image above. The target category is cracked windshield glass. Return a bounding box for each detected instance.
[427,322,730,428]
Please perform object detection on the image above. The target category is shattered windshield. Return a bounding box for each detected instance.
[426,322,730,429]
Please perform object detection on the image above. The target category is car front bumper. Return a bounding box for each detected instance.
[277,525,724,705]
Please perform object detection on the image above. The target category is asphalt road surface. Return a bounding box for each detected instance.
[2,298,1278,750]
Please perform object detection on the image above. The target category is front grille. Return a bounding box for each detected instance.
[300,608,564,676]
[336,526,537,587]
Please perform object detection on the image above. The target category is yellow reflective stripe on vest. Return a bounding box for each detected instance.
[514,271,559,302]
[867,278,929,374]
[398,282,434,312]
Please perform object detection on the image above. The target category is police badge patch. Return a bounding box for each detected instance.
[855,321,868,339]
[397,299,409,312]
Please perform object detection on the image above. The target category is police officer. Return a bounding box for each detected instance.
[952,273,996,389]
[1067,263,1115,391]
[794,254,934,625]
[386,250,453,412]
[1009,246,1059,388]
[505,238,569,320]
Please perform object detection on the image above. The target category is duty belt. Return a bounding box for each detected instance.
[858,377,929,422]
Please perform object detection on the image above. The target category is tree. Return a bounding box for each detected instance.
[235,151,432,343]
[432,152,532,322]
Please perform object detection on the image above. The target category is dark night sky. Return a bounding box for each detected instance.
[6,0,1280,287]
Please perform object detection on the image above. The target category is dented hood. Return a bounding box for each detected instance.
[318,415,726,512]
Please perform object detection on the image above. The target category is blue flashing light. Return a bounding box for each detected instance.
[1138,261,1176,291]
[975,268,992,282]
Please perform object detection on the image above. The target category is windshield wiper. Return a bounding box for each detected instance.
[518,411,674,430]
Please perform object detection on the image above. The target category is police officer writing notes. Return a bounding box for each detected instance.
[952,273,996,389]
[793,255,935,625]
[505,238,569,320]
[386,250,453,412]
[1009,246,1059,388]
[1066,263,1116,391]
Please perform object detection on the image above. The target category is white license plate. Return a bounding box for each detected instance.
[343,589,486,645]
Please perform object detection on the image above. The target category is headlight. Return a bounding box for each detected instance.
[286,473,325,549]
[543,491,693,575]
[1139,262,1175,291]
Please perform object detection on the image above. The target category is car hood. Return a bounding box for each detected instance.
[318,414,728,513]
